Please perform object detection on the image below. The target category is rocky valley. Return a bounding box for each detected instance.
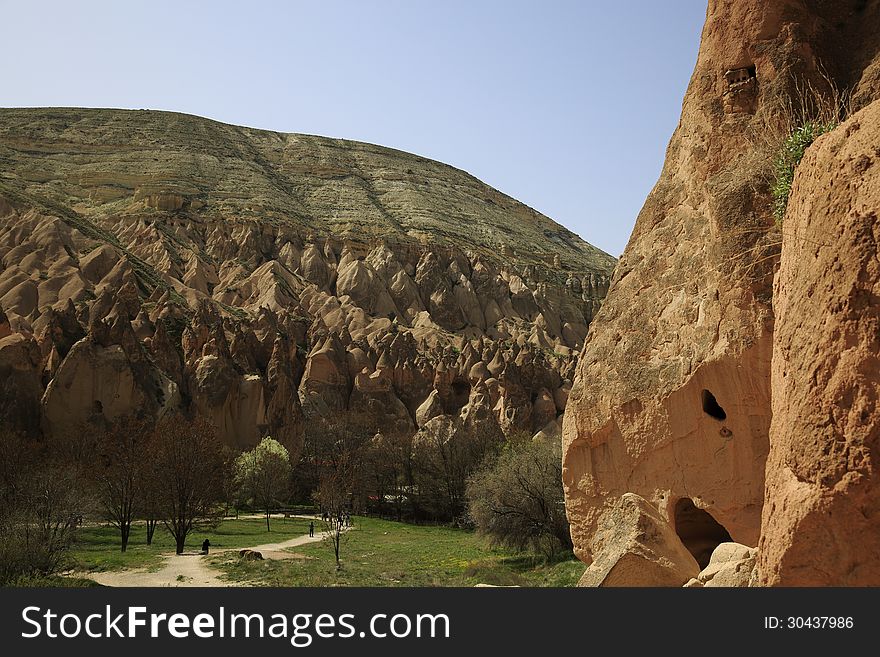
[2,0,879,590]
[0,107,613,463]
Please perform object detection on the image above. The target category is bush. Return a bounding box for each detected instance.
[0,431,89,584]
[466,435,572,558]
[771,120,837,224]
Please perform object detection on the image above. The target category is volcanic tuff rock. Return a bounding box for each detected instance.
[579,493,700,587]
[563,0,880,585]
[0,108,614,455]
[694,542,757,588]
[759,99,880,585]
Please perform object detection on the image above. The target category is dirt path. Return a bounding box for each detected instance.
[87,530,324,587]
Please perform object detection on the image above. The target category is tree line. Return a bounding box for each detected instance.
[0,414,287,584]
[299,412,572,558]
[0,407,571,585]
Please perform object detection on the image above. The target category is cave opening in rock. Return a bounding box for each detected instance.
[701,389,727,420]
[673,497,733,569]
[448,378,471,413]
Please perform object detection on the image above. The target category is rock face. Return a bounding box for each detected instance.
[687,542,757,588]
[0,108,614,457]
[563,0,880,585]
[580,493,700,587]
[759,100,880,586]
[0,332,43,436]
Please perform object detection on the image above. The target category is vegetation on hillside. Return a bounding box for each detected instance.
[753,71,850,225]
[771,120,837,223]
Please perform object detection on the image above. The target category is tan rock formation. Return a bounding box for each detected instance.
[0,106,613,454]
[579,493,700,587]
[0,332,43,436]
[563,0,880,585]
[41,336,160,435]
[698,542,757,588]
[759,100,880,586]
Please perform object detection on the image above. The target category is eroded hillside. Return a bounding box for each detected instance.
[0,108,614,458]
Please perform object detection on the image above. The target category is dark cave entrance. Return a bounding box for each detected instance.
[673,498,732,570]
[447,378,471,414]
[701,389,727,421]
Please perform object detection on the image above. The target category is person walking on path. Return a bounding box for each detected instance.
[201,539,211,555]
[309,521,315,537]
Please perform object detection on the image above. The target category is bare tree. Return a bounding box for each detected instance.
[0,429,90,582]
[466,434,572,558]
[366,428,415,520]
[301,413,371,511]
[92,416,152,552]
[143,486,160,546]
[149,415,226,554]
[314,450,356,568]
[412,418,500,521]
[25,463,87,574]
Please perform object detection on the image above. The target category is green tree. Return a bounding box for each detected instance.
[235,437,292,532]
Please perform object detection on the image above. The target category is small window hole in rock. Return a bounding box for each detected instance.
[701,389,727,421]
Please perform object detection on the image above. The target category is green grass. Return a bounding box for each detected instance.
[69,516,311,573]
[771,120,837,224]
[211,516,584,587]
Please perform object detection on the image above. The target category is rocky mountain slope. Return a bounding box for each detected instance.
[0,108,614,457]
[562,0,880,586]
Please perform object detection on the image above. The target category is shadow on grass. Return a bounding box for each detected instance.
[6,575,104,588]
[464,552,582,587]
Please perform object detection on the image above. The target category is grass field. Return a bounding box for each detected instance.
[211,516,585,587]
[69,516,312,573]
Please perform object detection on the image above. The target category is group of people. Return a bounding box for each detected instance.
[318,510,352,529]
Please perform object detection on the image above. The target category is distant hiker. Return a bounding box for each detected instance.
[201,539,210,555]
[309,521,315,537]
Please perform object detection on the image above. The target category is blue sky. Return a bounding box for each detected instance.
[0,0,706,257]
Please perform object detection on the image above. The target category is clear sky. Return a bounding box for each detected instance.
[1,0,706,257]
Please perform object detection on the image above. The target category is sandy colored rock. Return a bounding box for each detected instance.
[532,418,562,442]
[416,389,445,428]
[238,549,264,561]
[562,0,880,577]
[698,542,757,587]
[579,493,700,587]
[0,332,43,436]
[0,103,614,462]
[41,336,160,436]
[759,100,880,586]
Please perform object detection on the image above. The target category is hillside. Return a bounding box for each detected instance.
[0,108,614,454]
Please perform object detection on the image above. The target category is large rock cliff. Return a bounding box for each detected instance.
[760,99,880,585]
[0,108,614,457]
[563,0,880,585]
